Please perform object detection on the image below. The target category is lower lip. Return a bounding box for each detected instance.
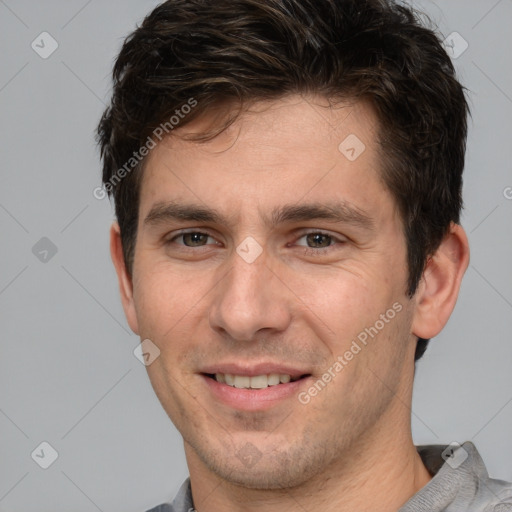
[201,375,311,411]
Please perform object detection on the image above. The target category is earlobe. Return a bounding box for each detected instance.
[110,222,140,335]
[411,223,470,340]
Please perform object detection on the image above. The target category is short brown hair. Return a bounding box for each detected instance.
[97,0,469,361]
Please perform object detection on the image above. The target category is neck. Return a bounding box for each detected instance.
[186,348,432,512]
[185,417,432,512]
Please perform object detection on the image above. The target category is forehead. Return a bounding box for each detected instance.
[138,94,392,225]
[151,95,380,161]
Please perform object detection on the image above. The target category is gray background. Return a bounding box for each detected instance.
[1,0,511,510]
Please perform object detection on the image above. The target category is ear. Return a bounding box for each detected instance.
[411,222,470,339]
[110,222,140,335]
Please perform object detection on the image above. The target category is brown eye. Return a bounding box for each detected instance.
[181,232,210,247]
[294,231,347,257]
[305,233,332,248]
[167,231,217,247]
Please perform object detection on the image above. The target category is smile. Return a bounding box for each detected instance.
[208,373,304,389]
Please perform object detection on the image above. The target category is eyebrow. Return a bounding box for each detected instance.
[269,202,374,230]
[143,200,374,231]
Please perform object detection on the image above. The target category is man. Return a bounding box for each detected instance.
[97,0,511,510]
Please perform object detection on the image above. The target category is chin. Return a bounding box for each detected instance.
[193,437,334,490]
[210,460,314,490]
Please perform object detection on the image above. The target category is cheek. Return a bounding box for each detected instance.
[132,264,196,340]
[294,267,384,328]
[293,265,408,364]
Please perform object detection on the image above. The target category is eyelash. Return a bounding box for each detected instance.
[165,229,346,255]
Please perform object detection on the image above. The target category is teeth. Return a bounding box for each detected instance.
[250,375,268,389]
[234,376,250,388]
[267,374,280,386]
[215,373,295,389]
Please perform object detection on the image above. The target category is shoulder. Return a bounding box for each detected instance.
[145,479,193,512]
[483,476,512,511]
[145,506,174,512]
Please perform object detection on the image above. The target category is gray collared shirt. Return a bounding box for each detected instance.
[146,442,512,512]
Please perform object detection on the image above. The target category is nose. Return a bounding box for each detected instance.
[209,246,292,342]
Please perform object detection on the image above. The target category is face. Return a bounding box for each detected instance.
[124,95,420,488]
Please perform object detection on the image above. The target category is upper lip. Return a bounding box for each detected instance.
[200,362,311,379]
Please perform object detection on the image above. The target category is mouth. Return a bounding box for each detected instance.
[203,372,310,389]
[199,361,314,411]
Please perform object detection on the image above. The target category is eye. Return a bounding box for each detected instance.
[167,231,219,247]
[295,231,344,249]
